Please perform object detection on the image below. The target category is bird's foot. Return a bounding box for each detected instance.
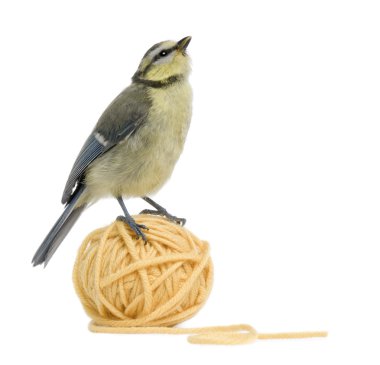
[117,215,148,242]
[139,209,186,226]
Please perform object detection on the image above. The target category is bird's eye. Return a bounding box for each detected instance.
[159,50,168,57]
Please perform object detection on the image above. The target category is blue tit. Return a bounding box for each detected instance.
[32,36,192,267]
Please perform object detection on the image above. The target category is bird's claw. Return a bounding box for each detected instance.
[172,216,186,226]
[117,215,148,242]
[139,209,186,226]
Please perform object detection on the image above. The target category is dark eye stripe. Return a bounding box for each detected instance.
[143,42,161,58]
[152,45,177,62]
[139,44,179,77]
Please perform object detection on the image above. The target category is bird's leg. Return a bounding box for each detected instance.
[140,196,186,226]
[116,196,148,242]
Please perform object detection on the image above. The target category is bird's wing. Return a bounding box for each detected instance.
[61,84,151,204]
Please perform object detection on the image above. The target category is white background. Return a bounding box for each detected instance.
[0,0,379,363]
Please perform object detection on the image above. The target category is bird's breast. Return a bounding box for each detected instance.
[147,80,193,157]
[85,81,192,199]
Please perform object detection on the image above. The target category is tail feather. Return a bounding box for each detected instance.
[32,186,86,267]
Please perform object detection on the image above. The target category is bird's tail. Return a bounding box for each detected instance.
[32,185,87,267]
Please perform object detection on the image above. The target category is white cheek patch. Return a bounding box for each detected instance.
[148,41,177,66]
[94,132,109,147]
[150,45,165,59]
[154,52,175,65]
[150,42,176,59]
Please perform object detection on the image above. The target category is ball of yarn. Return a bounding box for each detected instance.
[73,215,213,330]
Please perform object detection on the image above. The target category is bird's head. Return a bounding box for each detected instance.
[133,36,192,85]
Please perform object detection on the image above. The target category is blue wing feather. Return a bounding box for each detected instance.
[61,135,105,204]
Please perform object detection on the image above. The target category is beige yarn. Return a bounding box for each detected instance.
[73,215,327,345]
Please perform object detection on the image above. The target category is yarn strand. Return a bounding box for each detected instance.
[89,322,327,345]
[73,216,327,345]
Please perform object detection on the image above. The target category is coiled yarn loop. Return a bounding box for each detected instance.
[73,215,327,344]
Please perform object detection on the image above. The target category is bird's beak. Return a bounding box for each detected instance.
[177,36,192,53]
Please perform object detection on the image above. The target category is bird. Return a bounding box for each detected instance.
[32,36,193,267]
